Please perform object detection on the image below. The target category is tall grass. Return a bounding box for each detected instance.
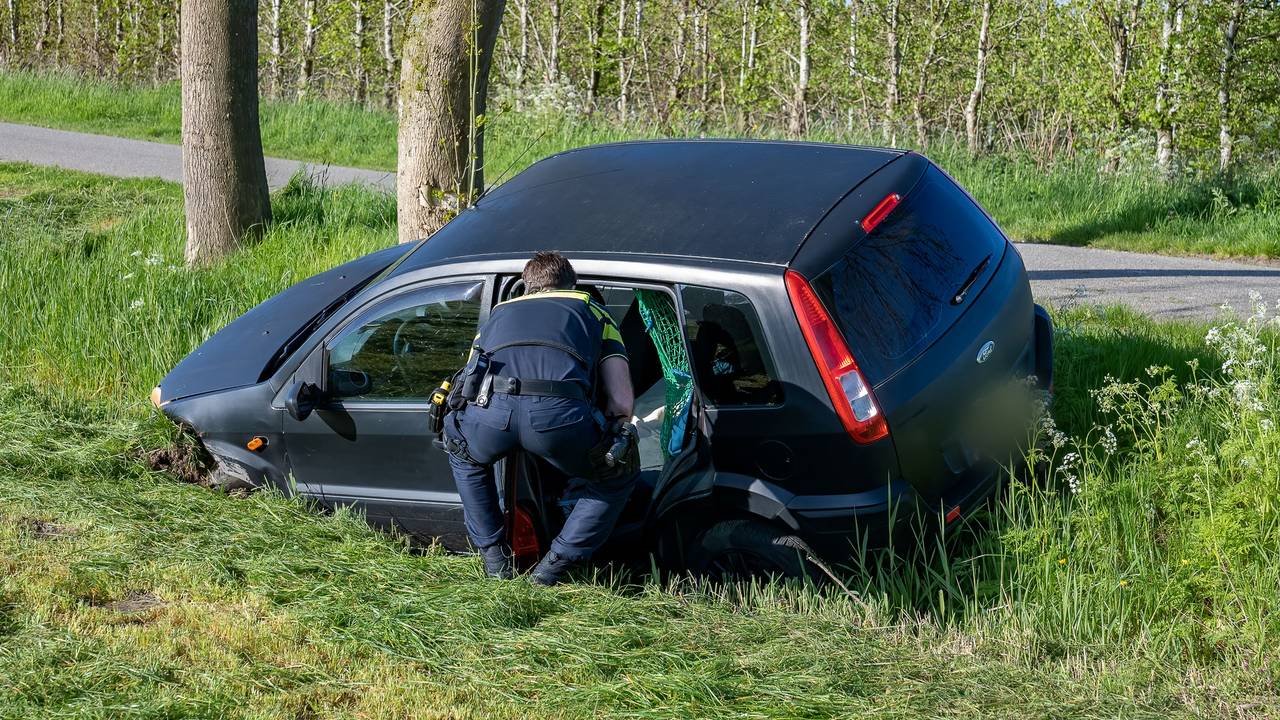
[2,163,1279,715]
[4,70,1280,258]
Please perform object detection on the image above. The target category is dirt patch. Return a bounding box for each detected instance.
[99,590,165,615]
[140,444,211,486]
[15,516,76,539]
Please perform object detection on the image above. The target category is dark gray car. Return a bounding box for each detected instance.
[154,140,1053,577]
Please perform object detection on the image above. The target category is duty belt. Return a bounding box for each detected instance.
[488,376,587,402]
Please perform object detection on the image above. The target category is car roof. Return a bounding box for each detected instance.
[389,140,904,274]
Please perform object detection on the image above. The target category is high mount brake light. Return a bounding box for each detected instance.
[861,193,901,233]
[785,270,889,444]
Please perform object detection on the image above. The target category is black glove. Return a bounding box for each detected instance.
[588,419,640,481]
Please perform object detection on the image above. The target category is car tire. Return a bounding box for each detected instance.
[685,518,814,581]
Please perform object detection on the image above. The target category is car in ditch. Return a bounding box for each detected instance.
[152,140,1054,578]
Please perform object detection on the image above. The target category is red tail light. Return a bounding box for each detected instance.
[785,270,889,444]
[861,193,901,233]
[510,504,541,570]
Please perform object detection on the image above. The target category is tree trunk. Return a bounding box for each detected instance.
[882,0,900,144]
[382,0,397,108]
[788,0,809,137]
[397,0,505,243]
[964,0,993,155]
[352,0,368,104]
[913,0,950,148]
[547,0,559,83]
[35,0,49,56]
[1217,0,1242,174]
[269,0,284,96]
[180,0,272,265]
[515,0,527,96]
[6,0,19,64]
[298,0,319,99]
[1154,0,1179,178]
[54,0,63,63]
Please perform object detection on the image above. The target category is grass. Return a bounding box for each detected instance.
[2,161,1280,717]
[3,70,1280,258]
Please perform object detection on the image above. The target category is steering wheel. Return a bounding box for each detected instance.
[391,306,447,377]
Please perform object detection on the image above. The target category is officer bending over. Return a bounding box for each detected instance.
[443,251,639,585]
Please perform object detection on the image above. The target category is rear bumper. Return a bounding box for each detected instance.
[789,462,1003,562]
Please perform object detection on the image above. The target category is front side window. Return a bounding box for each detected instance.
[327,280,483,400]
[681,285,783,406]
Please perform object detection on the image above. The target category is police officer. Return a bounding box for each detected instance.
[442,251,638,585]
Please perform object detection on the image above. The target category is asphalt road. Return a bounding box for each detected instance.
[4,121,1278,322]
[0,121,393,191]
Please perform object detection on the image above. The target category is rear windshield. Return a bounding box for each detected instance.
[811,165,1006,383]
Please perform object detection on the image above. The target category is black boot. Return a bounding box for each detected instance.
[479,544,513,580]
[529,550,578,586]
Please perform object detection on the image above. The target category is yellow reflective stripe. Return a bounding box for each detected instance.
[602,322,624,345]
[495,290,591,308]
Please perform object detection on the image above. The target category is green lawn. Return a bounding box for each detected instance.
[3,70,1280,259]
[1,162,1278,717]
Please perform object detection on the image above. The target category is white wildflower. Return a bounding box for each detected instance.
[129,299,144,310]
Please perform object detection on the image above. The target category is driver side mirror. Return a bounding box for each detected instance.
[285,381,323,422]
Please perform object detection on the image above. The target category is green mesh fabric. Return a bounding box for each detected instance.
[635,289,693,458]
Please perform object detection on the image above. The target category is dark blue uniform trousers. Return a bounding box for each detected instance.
[443,394,638,561]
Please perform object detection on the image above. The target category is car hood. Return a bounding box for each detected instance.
[159,245,408,403]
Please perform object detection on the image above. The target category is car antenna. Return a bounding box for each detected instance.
[477,127,549,202]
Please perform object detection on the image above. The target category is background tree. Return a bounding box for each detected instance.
[396,0,505,243]
[4,0,1278,176]
[179,0,272,265]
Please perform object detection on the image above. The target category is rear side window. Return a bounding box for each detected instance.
[681,286,783,406]
[812,166,1005,382]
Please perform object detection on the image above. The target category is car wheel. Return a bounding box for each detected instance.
[685,518,813,581]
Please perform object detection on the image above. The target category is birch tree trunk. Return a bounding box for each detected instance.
[269,0,284,96]
[1154,0,1179,177]
[382,0,397,108]
[547,0,560,83]
[964,0,993,155]
[1216,0,1242,173]
[297,0,319,99]
[788,0,810,137]
[352,0,368,103]
[180,0,272,265]
[913,0,951,148]
[6,0,19,64]
[883,0,901,144]
[397,0,505,243]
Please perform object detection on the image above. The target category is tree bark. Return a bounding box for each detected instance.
[964,0,993,155]
[397,0,505,243]
[788,0,810,137]
[882,0,901,144]
[6,0,19,65]
[180,0,272,265]
[1154,0,1180,178]
[547,0,560,83]
[352,0,368,103]
[298,0,320,99]
[269,0,284,96]
[1217,0,1242,174]
[913,0,951,148]
[382,0,397,108]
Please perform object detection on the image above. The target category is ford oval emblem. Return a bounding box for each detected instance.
[976,340,996,364]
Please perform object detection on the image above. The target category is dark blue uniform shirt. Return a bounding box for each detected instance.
[477,289,628,393]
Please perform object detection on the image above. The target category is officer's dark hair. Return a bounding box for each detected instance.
[523,251,578,293]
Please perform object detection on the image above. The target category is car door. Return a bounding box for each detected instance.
[282,278,487,548]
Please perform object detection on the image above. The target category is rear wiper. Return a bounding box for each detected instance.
[951,254,992,305]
